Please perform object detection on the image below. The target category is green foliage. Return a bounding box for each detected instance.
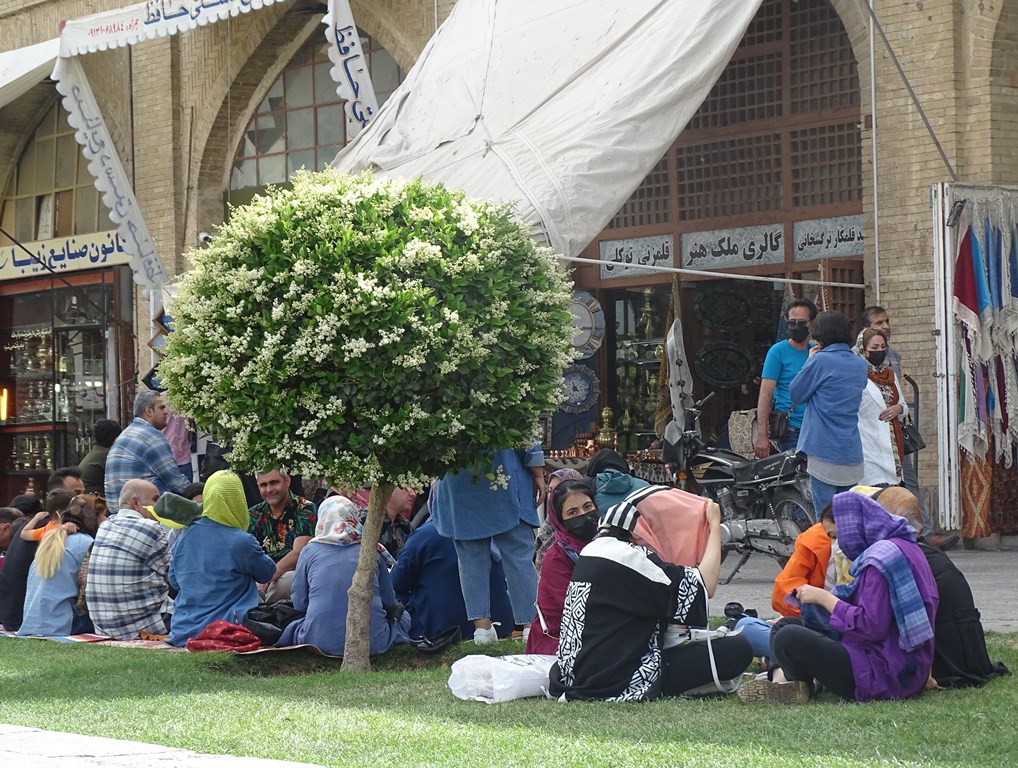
[159,169,574,487]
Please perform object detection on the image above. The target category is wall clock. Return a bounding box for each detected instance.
[560,364,601,414]
[569,290,606,360]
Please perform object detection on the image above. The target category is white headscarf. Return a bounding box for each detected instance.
[312,495,363,546]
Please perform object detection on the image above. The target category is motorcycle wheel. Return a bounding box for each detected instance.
[768,486,816,567]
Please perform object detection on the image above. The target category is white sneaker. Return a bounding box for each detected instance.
[522,626,530,645]
[473,626,498,645]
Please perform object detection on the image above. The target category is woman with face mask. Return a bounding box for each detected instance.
[853,328,908,488]
[525,479,600,654]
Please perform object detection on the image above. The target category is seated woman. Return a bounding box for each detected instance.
[391,518,514,642]
[167,471,275,647]
[18,495,101,636]
[533,468,583,573]
[585,449,650,511]
[742,492,938,703]
[277,495,411,656]
[526,479,599,655]
[549,494,752,701]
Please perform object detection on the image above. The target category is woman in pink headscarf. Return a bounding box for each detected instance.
[526,479,599,654]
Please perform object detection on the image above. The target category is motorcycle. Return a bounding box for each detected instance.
[663,392,815,584]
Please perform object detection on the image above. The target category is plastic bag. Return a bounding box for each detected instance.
[448,654,557,703]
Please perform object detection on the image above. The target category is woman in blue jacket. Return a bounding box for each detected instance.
[788,311,869,515]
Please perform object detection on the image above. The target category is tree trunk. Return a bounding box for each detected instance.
[341,481,392,671]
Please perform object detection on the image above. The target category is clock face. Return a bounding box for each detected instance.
[560,364,600,414]
[569,291,606,360]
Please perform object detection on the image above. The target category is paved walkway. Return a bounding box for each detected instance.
[715,543,1018,632]
[0,724,326,768]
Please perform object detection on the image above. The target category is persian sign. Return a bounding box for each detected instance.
[681,225,784,270]
[59,0,285,56]
[324,0,380,140]
[0,230,130,281]
[793,216,865,261]
[599,235,673,279]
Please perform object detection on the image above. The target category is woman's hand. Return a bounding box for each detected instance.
[879,403,905,422]
[796,584,839,612]
[808,345,819,357]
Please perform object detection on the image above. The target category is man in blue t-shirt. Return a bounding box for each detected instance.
[754,299,817,458]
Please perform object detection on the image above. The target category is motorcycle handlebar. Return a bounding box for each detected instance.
[694,391,716,410]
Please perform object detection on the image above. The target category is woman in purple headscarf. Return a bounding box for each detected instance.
[741,491,938,703]
[526,479,599,654]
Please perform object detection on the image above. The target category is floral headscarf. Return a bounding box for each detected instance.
[313,495,364,546]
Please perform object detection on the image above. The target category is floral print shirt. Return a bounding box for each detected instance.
[247,493,317,562]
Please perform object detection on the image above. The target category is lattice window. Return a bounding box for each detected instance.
[790,122,862,207]
[676,135,782,220]
[790,0,859,113]
[741,0,784,47]
[687,54,783,131]
[607,156,671,229]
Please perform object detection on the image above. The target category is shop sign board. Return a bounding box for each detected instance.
[599,235,673,279]
[793,216,864,261]
[681,225,783,270]
[0,230,130,282]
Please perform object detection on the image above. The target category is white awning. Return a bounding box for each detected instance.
[333,0,764,259]
[0,38,59,110]
[58,0,285,56]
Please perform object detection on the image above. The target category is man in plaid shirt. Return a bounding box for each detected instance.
[86,479,172,639]
[104,391,189,514]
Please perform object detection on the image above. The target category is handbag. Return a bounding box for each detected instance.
[902,416,926,454]
[766,410,789,441]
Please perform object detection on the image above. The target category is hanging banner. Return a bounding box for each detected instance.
[53,56,167,289]
[323,0,380,140]
[680,224,784,270]
[58,0,285,56]
[793,215,865,261]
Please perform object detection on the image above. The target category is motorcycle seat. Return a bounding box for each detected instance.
[732,450,803,485]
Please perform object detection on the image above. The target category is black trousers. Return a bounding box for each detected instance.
[661,635,753,695]
[770,618,856,700]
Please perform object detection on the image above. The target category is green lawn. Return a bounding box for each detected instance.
[0,634,1015,768]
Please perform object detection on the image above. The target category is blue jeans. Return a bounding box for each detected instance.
[778,426,800,454]
[735,616,773,659]
[809,476,854,518]
[453,520,537,625]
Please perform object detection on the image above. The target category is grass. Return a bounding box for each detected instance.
[0,634,1016,767]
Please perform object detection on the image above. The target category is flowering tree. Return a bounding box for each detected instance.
[160,169,574,669]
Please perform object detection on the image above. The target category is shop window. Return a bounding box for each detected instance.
[230,32,404,190]
[0,103,106,247]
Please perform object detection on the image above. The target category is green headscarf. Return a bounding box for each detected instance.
[201,470,250,530]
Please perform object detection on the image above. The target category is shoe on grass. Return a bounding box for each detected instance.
[473,626,498,645]
[736,677,811,704]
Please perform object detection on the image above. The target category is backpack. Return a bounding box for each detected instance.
[919,543,1009,688]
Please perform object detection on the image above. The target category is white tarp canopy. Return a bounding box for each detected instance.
[334,0,764,259]
[0,38,59,111]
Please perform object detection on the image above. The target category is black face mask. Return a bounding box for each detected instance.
[788,324,810,343]
[867,350,887,367]
[562,511,599,542]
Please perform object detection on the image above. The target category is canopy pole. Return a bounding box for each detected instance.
[561,254,866,289]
